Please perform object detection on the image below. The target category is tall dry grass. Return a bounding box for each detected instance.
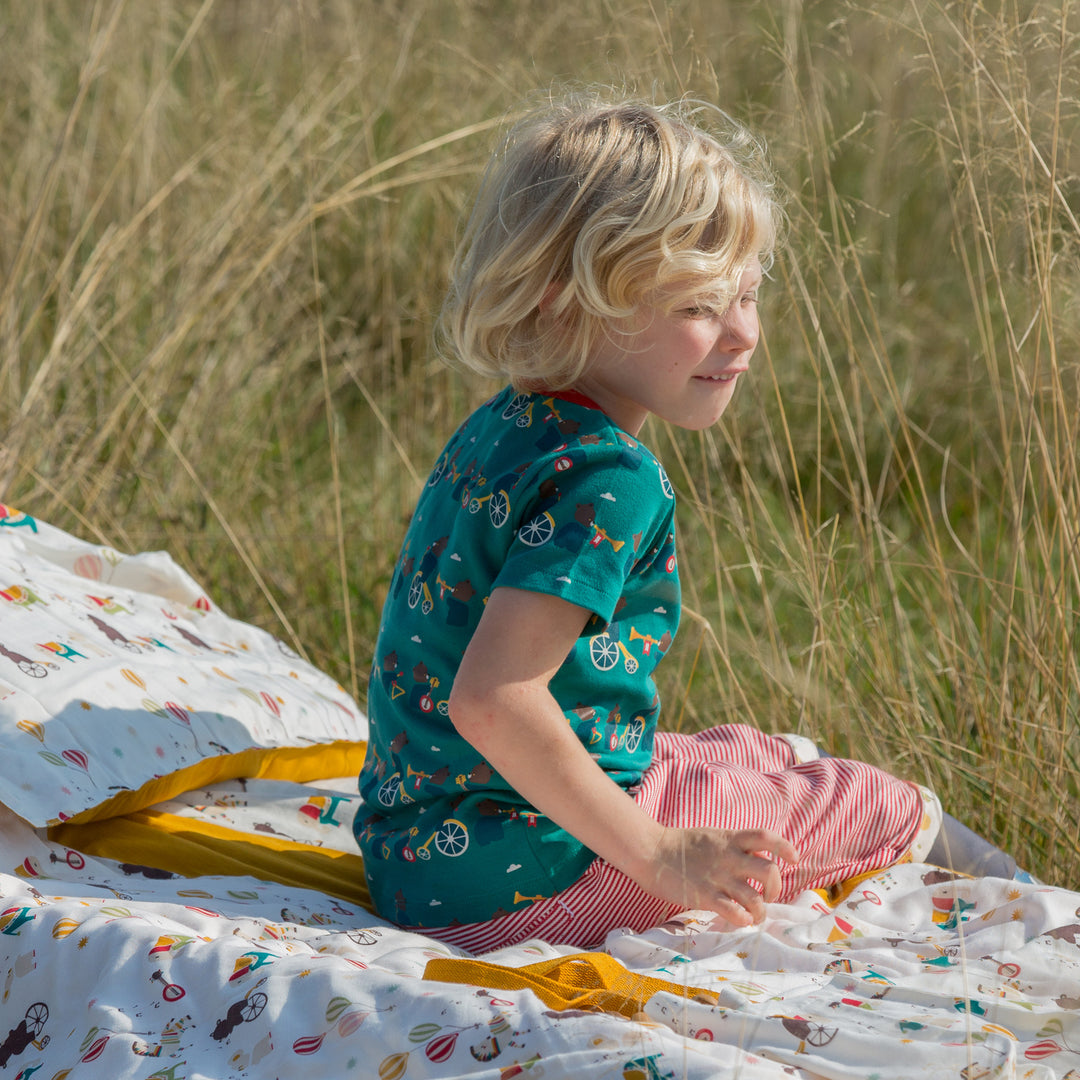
[2,0,1077,881]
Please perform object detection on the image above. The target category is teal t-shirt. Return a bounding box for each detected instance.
[355,387,680,928]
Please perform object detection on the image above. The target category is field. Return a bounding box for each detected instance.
[2,0,1077,882]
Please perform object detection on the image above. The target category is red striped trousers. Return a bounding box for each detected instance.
[418,725,934,953]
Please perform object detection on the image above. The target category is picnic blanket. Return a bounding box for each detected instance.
[2,507,1079,1079]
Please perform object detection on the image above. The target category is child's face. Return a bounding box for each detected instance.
[576,262,762,436]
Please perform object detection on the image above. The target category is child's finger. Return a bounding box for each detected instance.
[726,881,767,923]
[741,828,799,865]
[749,855,784,903]
[709,895,759,928]
[780,839,800,864]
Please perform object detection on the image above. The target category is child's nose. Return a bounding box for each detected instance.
[721,306,759,352]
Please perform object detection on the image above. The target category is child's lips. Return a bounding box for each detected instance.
[695,367,747,383]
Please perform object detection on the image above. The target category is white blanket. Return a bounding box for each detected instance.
[2,509,1078,1079]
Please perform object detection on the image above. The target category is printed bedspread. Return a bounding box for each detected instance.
[2,510,1079,1080]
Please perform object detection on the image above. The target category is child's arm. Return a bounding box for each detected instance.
[448,586,799,927]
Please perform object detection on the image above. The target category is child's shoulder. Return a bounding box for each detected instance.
[483,387,654,449]
[484,389,673,509]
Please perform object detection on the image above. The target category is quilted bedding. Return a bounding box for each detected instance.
[2,508,1079,1080]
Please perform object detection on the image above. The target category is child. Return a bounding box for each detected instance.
[355,94,1011,953]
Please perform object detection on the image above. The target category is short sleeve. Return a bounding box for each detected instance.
[494,440,676,623]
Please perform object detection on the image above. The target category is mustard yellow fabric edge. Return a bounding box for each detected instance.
[424,952,718,1018]
[49,807,371,909]
[812,863,909,907]
[52,739,367,827]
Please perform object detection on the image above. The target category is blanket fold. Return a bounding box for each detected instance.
[424,950,718,1017]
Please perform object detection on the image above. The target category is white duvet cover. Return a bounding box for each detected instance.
[2,509,1078,1080]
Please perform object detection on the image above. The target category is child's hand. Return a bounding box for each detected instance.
[638,826,799,927]
[452,590,799,930]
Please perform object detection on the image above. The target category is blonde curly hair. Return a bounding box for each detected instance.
[437,93,783,390]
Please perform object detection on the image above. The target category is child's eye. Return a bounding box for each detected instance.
[740,292,759,306]
[680,305,715,319]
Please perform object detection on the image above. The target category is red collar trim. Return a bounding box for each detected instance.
[537,388,605,413]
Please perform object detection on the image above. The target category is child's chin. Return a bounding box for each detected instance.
[675,408,732,431]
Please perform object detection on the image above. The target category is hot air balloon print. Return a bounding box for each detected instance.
[61,748,93,781]
[121,668,146,690]
[16,719,44,743]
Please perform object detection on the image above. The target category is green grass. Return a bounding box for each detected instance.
[2,0,1077,883]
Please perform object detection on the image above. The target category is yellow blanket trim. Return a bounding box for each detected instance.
[49,808,371,909]
[423,951,718,1019]
[811,865,898,908]
[53,740,367,826]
